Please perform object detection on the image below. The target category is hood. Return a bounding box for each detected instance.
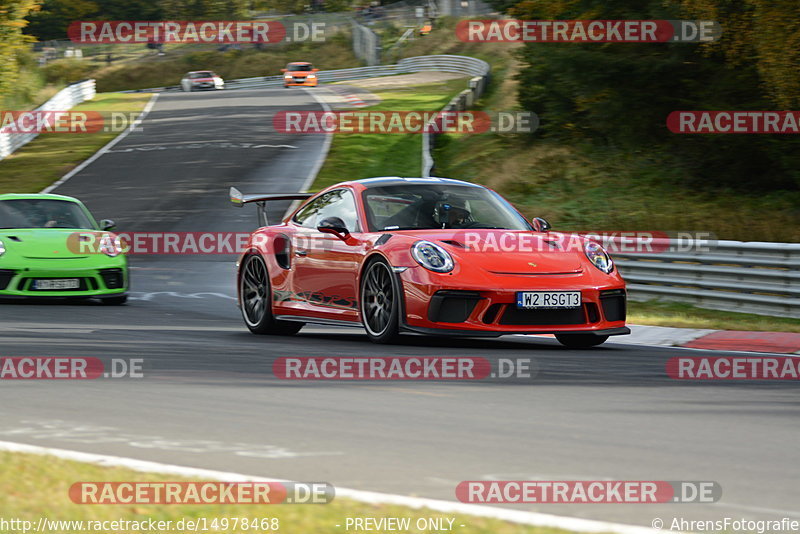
[0,228,93,259]
[404,229,585,274]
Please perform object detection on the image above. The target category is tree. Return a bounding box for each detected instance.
[680,0,800,109]
[24,0,98,41]
[510,0,800,190]
[0,0,40,97]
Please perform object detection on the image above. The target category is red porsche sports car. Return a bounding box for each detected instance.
[231,177,629,348]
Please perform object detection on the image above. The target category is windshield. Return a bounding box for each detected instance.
[0,199,97,229]
[287,63,313,71]
[362,184,532,232]
[189,72,215,79]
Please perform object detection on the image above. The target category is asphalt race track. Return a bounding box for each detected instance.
[1,87,797,528]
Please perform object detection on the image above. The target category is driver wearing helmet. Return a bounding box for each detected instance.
[433,196,473,228]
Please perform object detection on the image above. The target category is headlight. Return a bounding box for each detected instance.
[99,234,123,257]
[584,241,613,273]
[284,74,292,79]
[307,74,316,79]
[411,241,454,273]
[0,238,5,257]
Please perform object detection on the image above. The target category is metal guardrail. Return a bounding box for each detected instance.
[421,57,490,177]
[612,241,800,318]
[0,80,96,162]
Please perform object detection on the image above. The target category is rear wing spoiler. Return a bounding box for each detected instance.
[229,187,312,226]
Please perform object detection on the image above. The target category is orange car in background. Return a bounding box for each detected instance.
[281,62,319,88]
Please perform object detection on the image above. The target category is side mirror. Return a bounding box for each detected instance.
[533,217,551,232]
[100,219,116,231]
[312,68,319,72]
[280,68,287,73]
[317,217,350,240]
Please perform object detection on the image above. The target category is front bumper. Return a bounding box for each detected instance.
[284,78,318,87]
[191,83,223,90]
[0,262,128,298]
[397,268,628,336]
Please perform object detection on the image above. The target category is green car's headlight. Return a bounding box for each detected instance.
[99,234,123,257]
[584,241,613,273]
[0,238,4,257]
[411,241,454,273]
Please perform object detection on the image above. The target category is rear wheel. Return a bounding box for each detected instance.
[555,334,608,349]
[240,254,303,335]
[360,259,400,344]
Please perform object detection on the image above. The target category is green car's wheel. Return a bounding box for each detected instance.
[100,295,127,306]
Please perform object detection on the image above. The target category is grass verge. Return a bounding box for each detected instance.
[0,93,151,195]
[628,300,800,333]
[0,451,572,534]
[311,78,469,191]
[434,136,800,242]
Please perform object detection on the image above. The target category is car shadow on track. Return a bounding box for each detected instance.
[214,330,799,390]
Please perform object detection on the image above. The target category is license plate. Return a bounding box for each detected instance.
[34,279,80,290]
[516,291,581,309]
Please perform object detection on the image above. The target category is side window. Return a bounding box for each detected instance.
[292,189,360,231]
[293,197,322,228]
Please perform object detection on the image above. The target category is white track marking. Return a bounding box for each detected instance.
[298,87,333,193]
[106,142,296,153]
[41,93,159,193]
[0,440,661,534]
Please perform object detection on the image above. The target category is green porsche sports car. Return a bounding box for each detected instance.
[0,193,128,304]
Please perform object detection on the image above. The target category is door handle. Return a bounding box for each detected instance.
[295,249,308,257]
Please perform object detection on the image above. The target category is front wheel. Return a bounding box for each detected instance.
[555,334,609,349]
[100,295,127,306]
[240,254,303,335]
[360,259,400,344]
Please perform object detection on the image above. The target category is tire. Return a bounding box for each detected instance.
[555,334,609,349]
[100,295,127,306]
[360,258,400,344]
[240,254,303,335]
